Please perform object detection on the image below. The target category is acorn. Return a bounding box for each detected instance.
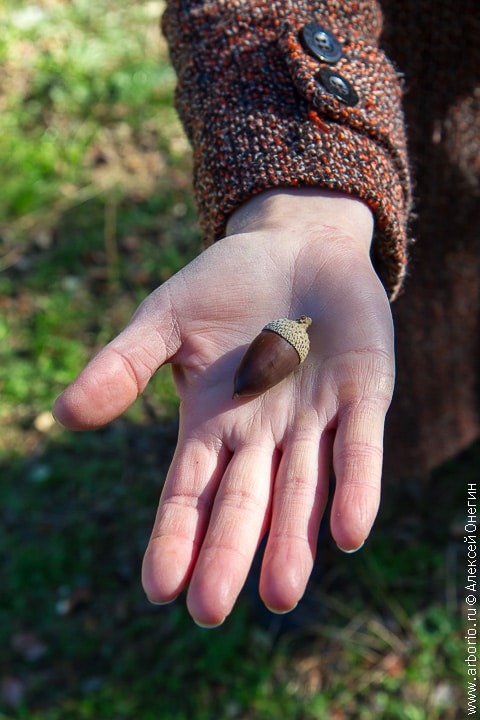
[233,315,312,398]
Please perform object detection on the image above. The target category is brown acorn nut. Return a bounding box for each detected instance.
[232,315,312,398]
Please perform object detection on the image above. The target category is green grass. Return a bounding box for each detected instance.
[0,0,179,234]
[0,1,474,718]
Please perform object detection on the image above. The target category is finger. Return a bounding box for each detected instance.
[142,438,229,604]
[259,425,332,613]
[53,293,179,430]
[186,443,276,627]
[330,396,388,551]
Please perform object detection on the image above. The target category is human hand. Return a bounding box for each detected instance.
[53,189,395,627]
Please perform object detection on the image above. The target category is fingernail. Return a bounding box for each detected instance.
[193,617,225,629]
[146,596,177,606]
[265,602,298,615]
[51,406,63,427]
[337,540,365,554]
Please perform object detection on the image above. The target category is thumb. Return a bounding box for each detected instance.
[53,291,180,430]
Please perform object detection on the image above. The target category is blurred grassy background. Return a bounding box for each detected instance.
[0,1,474,718]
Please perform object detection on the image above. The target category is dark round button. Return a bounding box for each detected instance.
[318,66,359,106]
[301,23,343,64]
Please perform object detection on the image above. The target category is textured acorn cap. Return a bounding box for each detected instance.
[263,315,312,363]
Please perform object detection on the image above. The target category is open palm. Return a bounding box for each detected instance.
[54,191,394,626]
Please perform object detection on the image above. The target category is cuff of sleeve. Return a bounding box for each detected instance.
[163,2,413,300]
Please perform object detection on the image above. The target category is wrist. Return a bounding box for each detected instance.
[226,188,374,257]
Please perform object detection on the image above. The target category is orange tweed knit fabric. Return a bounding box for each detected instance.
[162,0,413,299]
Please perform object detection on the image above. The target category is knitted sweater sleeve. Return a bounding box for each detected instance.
[162,0,412,300]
